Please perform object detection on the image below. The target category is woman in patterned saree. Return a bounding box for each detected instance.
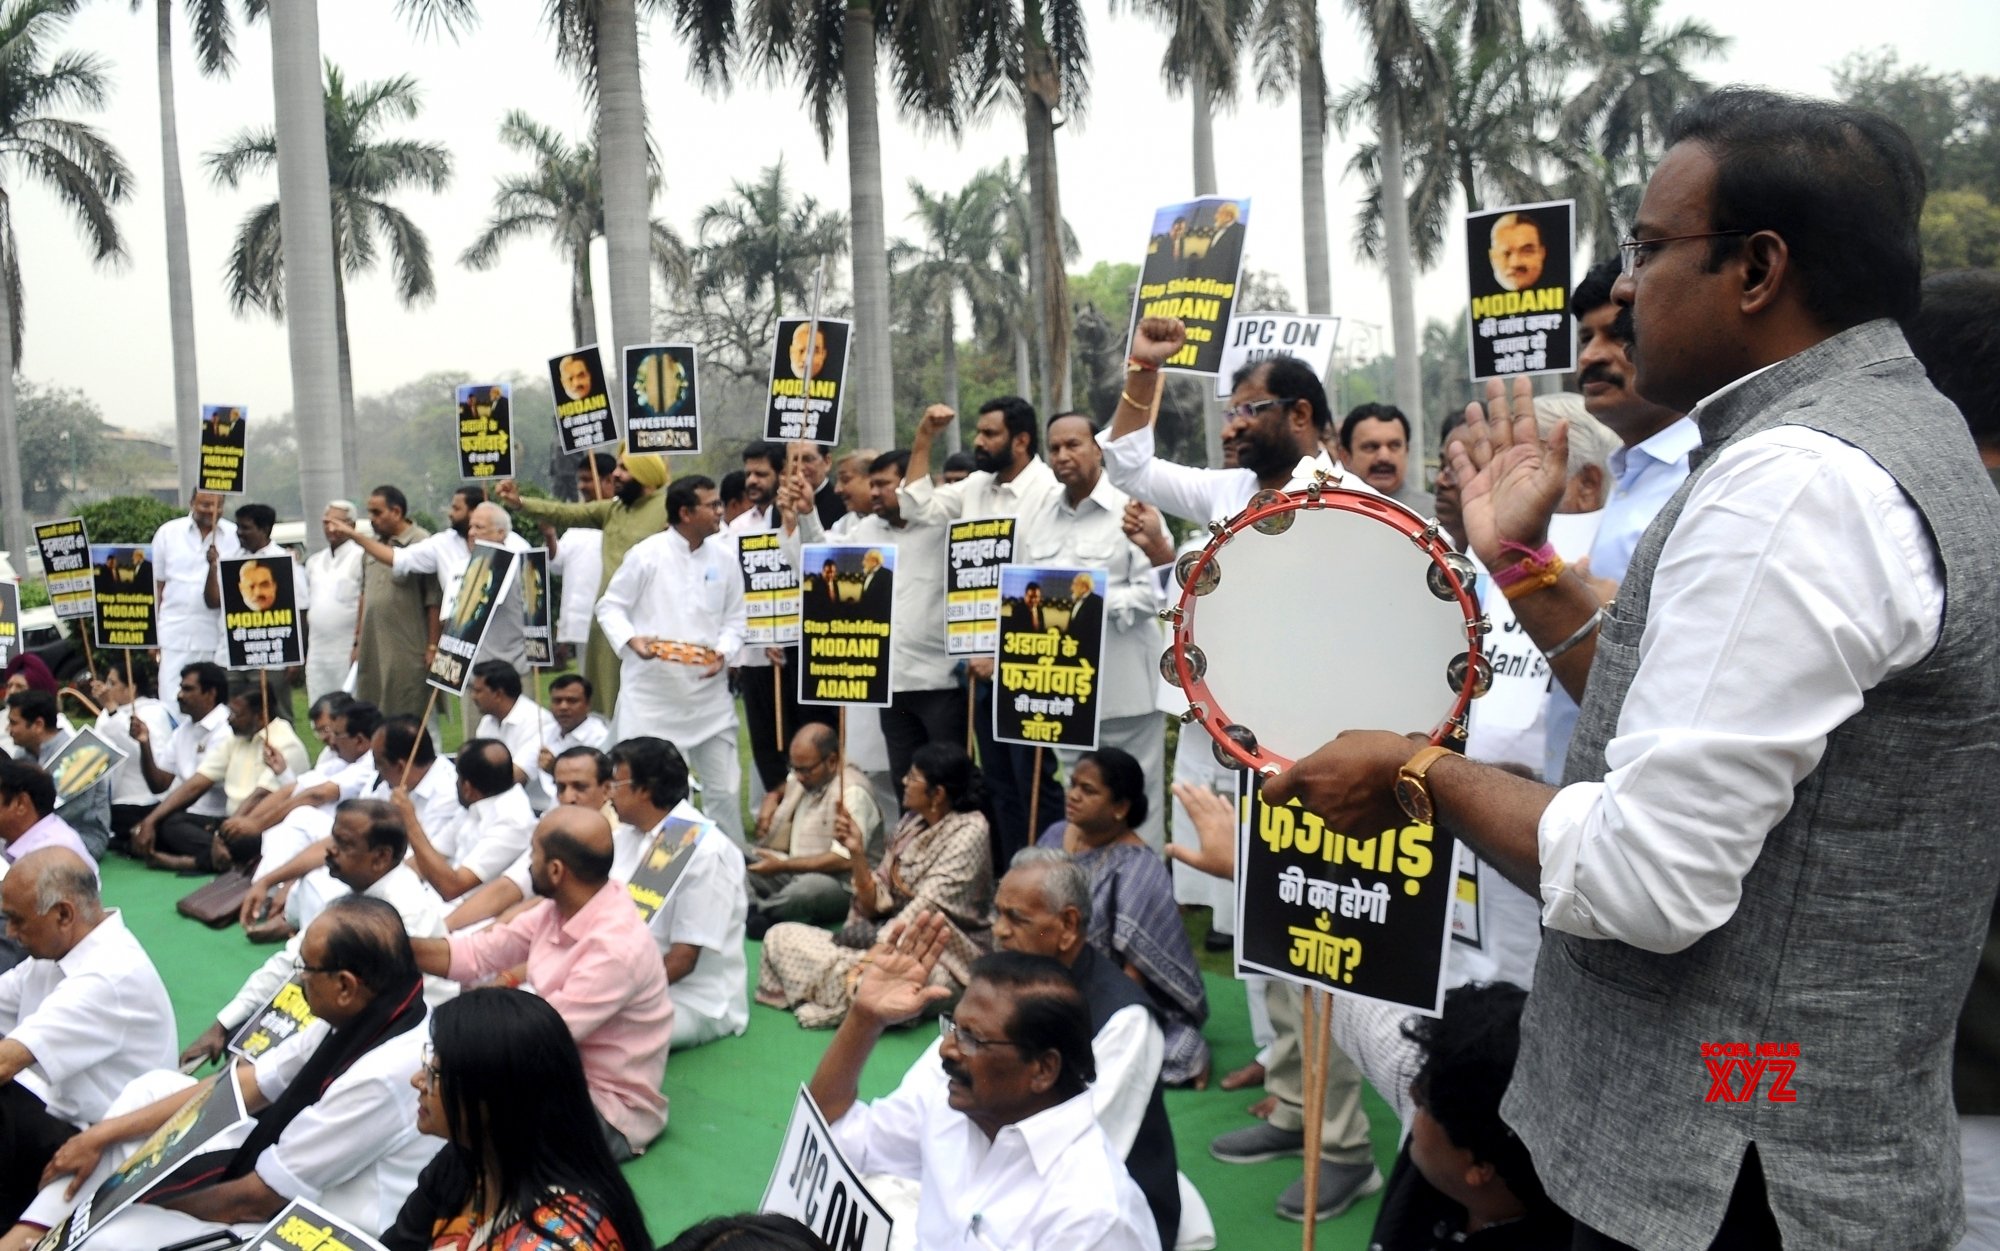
[757,742,995,1029]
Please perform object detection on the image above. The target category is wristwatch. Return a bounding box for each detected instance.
[1393,745,1453,825]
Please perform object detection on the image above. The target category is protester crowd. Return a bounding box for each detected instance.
[1,89,1998,1251]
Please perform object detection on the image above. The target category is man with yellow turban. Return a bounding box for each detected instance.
[497,451,669,707]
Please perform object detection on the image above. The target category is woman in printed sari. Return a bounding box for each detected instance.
[1040,747,1212,1087]
[757,742,994,1030]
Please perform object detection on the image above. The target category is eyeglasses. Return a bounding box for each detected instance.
[939,1014,1029,1057]
[291,955,340,978]
[418,1044,442,1091]
[1618,230,1751,275]
[1222,398,1291,423]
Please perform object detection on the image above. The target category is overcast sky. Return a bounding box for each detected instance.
[14,0,1998,440]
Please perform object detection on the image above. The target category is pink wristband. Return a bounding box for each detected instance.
[1490,541,1559,589]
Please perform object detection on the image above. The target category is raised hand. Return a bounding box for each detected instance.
[1129,317,1186,368]
[1164,781,1239,881]
[495,479,523,509]
[1121,499,1174,566]
[853,909,953,1027]
[1444,376,1569,570]
[918,404,956,440]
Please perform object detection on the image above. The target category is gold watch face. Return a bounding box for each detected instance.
[1395,774,1433,825]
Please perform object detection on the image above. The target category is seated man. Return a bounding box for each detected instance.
[468,659,559,813]
[134,674,310,872]
[443,745,616,931]
[747,723,881,935]
[397,739,535,902]
[0,849,176,1227]
[537,673,612,798]
[6,896,440,1248]
[411,807,672,1156]
[6,692,110,861]
[809,932,1161,1250]
[128,661,232,850]
[0,760,95,874]
[179,798,456,1068]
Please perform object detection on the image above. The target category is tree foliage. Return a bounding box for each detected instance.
[15,379,107,513]
[78,494,178,543]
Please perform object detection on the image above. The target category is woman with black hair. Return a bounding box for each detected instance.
[383,988,651,1251]
[1038,747,1211,1087]
[757,742,994,1029]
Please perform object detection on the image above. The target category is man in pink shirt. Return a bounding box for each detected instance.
[0,761,96,875]
[410,806,671,1156]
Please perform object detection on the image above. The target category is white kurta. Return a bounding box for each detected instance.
[548,527,604,646]
[597,529,746,744]
[305,540,365,698]
[151,515,240,677]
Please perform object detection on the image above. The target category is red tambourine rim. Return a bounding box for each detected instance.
[1170,484,1484,774]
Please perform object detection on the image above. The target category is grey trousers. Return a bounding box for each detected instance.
[747,869,851,924]
[1264,979,1374,1165]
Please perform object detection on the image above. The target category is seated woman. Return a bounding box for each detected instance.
[758,742,993,1030]
[382,988,652,1251]
[1039,747,1212,1087]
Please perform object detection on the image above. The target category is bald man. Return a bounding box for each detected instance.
[412,808,673,1156]
[0,849,176,1225]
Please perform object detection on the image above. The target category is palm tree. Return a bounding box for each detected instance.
[895,176,1011,450]
[744,0,960,453]
[1250,0,1332,315]
[1132,0,1252,197]
[1561,0,1728,185]
[460,111,690,350]
[962,0,1090,413]
[206,63,452,488]
[0,0,129,574]
[695,159,850,322]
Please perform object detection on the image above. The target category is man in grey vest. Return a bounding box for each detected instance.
[1260,88,2000,1248]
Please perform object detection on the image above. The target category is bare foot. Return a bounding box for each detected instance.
[1220,1060,1266,1091]
[1248,1094,1278,1119]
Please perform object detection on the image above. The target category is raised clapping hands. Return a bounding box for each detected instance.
[1446,376,1569,571]
[852,909,953,1028]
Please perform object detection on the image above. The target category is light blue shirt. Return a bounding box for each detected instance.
[1543,416,1702,782]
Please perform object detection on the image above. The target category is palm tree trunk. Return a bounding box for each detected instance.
[1299,21,1332,316]
[843,0,895,453]
[0,269,25,578]
[156,0,201,500]
[597,0,650,394]
[1377,86,1425,467]
[1191,67,1217,195]
[571,246,594,348]
[941,303,960,419]
[1021,19,1071,413]
[268,0,344,552]
[1013,326,1033,397]
[334,267,357,495]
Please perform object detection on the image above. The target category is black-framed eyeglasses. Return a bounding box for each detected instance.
[939,1014,1030,1057]
[291,955,340,978]
[1618,230,1751,275]
[1222,397,1291,423]
[418,1043,443,1091]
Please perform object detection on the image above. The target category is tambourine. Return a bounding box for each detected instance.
[1163,471,1488,774]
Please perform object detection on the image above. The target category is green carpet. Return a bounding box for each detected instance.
[105,853,1397,1251]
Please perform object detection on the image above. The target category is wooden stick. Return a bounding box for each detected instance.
[77,623,95,674]
[410,687,442,776]
[964,667,975,754]
[774,657,786,752]
[1027,746,1044,845]
[260,668,269,727]
[1300,987,1331,1246]
[57,686,103,719]
[835,706,846,799]
[587,455,604,501]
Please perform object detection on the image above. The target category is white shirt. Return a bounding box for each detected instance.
[1542,416,1702,781]
[832,1072,1160,1251]
[1097,422,1341,526]
[548,528,604,646]
[151,515,241,639]
[898,457,1064,530]
[170,703,234,818]
[646,823,748,1037]
[1536,423,1945,955]
[404,756,462,845]
[597,529,746,744]
[95,697,177,804]
[250,1021,443,1231]
[306,539,365,654]
[431,787,537,888]
[219,864,454,1031]
[538,711,613,801]
[0,911,176,1124]
[477,697,561,813]
[1017,474,1165,722]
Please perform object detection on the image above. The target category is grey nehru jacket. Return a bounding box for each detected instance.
[1502,320,2000,1250]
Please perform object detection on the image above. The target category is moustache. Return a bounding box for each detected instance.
[1579,364,1623,389]
[941,1058,973,1087]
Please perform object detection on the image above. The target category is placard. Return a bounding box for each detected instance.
[625,343,701,454]
[1450,844,1482,950]
[35,1062,254,1251]
[34,517,95,620]
[798,543,893,707]
[1128,195,1251,374]
[1234,774,1456,1016]
[1466,198,1576,380]
[520,547,553,668]
[198,405,248,494]
[0,580,19,666]
[427,542,519,695]
[760,1086,893,1251]
[1213,313,1341,399]
[549,345,617,454]
[763,317,850,445]
[89,545,156,649]
[49,728,123,811]
[626,800,719,922]
[740,533,800,647]
[221,554,302,670]
[992,564,1105,750]
[244,1197,390,1251]
[455,382,515,480]
[945,518,1013,656]
[228,977,315,1061]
